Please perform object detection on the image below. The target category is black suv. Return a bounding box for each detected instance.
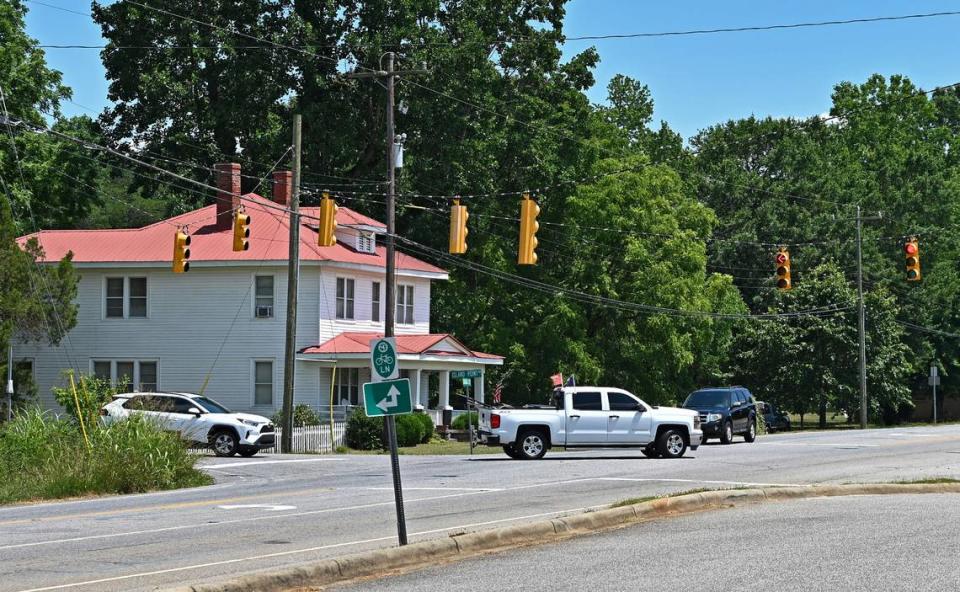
[682,387,757,445]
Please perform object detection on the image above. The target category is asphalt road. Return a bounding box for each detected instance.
[1,425,959,591]
[338,493,960,592]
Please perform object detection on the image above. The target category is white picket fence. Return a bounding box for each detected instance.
[264,422,347,454]
[191,422,346,455]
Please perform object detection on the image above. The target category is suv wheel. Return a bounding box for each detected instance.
[210,429,239,457]
[720,420,733,444]
[656,429,687,459]
[744,420,757,443]
[516,429,548,460]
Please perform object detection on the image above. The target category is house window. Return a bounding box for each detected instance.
[128,278,147,317]
[255,275,274,318]
[92,360,158,392]
[372,281,381,322]
[139,362,157,392]
[356,232,375,254]
[396,284,414,324]
[254,361,273,405]
[105,277,147,318]
[335,368,360,406]
[336,277,355,320]
[105,278,124,318]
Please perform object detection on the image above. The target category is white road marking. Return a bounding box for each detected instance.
[362,487,503,492]
[764,442,880,448]
[0,479,593,552]
[217,504,297,511]
[13,504,606,592]
[204,458,346,469]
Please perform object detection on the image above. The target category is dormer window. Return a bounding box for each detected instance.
[356,231,375,254]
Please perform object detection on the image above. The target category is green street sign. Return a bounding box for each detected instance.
[451,369,482,379]
[363,378,413,417]
[370,337,399,382]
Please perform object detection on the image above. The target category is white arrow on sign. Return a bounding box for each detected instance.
[376,385,401,413]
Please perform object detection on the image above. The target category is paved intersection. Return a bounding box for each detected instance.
[1,425,959,591]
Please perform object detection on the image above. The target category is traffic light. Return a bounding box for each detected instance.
[232,210,250,252]
[775,247,791,290]
[318,191,338,247]
[449,198,468,254]
[518,193,540,265]
[905,237,921,281]
[172,229,191,273]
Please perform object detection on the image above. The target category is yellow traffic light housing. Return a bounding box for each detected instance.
[518,193,540,265]
[775,247,791,290]
[172,229,191,273]
[318,191,338,247]
[233,210,250,252]
[449,198,468,254]
[905,237,921,281]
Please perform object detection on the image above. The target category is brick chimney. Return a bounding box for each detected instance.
[214,162,241,228]
[272,170,293,206]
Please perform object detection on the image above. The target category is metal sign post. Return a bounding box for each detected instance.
[368,337,407,545]
[929,365,940,425]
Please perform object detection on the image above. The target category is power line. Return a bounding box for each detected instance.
[898,320,960,339]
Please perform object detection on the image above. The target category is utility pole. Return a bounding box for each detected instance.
[6,344,13,422]
[346,54,427,547]
[855,206,882,429]
[281,114,302,453]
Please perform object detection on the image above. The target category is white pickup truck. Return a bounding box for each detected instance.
[478,386,702,460]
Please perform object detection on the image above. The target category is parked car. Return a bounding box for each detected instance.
[682,387,757,445]
[477,386,702,460]
[100,392,275,457]
[759,401,792,432]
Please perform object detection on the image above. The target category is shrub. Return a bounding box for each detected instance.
[0,408,211,504]
[271,404,322,428]
[51,373,119,433]
[414,412,435,444]
[451,412,478,430]
[395,414,425,447]
[345,409,384,450]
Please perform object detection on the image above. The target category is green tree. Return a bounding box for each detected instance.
[0,1,80,406]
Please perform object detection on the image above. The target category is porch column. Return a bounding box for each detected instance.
[476,369,485,404]
[413,369,423,410]
[440,370,451,410]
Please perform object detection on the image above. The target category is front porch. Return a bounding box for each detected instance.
[297,332,503,425]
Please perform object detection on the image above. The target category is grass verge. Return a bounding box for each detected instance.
[610,487,749,508]
[0,408,212,505]
[893,477,960,485]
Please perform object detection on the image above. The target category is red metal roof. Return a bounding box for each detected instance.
[17,195,444,274]
[300,332,504,360]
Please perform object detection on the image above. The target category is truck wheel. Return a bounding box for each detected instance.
[503,444,523,459]
[744,420,757,443]
[516,429,548,460]
[656,429,687,459]
[641,445,660,459]
[720,421,733,444]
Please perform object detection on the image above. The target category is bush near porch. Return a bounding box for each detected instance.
[344,409,437,450]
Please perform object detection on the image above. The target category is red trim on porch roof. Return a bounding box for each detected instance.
[299,332,504,359]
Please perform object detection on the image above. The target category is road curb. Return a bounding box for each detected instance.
[169,482,960,592]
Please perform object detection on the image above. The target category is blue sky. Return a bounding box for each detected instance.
[25,0,960,140]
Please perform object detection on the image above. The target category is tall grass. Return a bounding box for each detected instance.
[0,408,212,504]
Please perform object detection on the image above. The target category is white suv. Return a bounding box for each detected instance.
[101,392,275,457]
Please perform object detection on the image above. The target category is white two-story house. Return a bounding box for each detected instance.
[14,163,502,422]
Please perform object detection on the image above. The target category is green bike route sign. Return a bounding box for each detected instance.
[363,378,413,417]
[370,337,399,382]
